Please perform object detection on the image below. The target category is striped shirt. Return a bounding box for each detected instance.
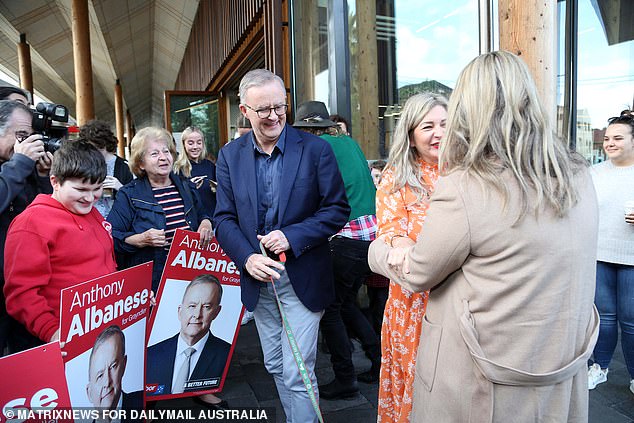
[152,185,191,249]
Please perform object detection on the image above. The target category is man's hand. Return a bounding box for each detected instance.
[102,175,124,191]
[257,230,289,255]
[36,151,54,176]
[246,253,285,282]
[626,213,634,225]
[13,134,44,162]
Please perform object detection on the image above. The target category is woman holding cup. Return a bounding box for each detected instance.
[588,109,634,395]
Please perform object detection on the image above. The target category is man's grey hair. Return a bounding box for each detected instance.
[89,325,126,373]
[182,274,223,305]
[238,69,285,104]
[0,100,31,137]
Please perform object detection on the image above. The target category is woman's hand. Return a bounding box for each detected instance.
[103,175,124,191]
[387,246,412,278]
[125,228,166,248]
[197,219,213,248]
[191,175,207,189]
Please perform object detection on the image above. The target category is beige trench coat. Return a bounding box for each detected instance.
[369,168,599,423]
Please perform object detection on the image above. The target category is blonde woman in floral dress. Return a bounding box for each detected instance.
[375,93,447,423]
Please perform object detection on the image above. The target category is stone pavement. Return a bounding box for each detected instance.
[156,320,633,423]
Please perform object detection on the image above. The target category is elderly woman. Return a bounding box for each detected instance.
[108,127,212,290]
[369,51,599,422]
[173,126,216,214]
[374,93,447,422]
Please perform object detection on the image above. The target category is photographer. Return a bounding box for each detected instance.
[0,100,54,355]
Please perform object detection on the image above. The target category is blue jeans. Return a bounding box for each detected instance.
[253,270,322,423]
[593,261,634,378]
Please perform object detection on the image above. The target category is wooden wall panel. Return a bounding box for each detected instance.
[175,0,265,91]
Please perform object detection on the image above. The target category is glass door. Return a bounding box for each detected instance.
[164,91,221,159]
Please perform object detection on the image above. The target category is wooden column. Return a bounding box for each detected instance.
[356,0,379,157]
[114,79,125,158]
[17,34,33,101]
[126,109,133,157]
[499,0,557,119]
[218,91,229,149]
[71,0,94,124]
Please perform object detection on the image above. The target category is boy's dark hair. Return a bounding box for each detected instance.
[51,140,107,184]
[79,120,118,153]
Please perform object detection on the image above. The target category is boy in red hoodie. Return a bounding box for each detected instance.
[4,140,117,349]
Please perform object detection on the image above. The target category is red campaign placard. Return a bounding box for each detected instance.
[59,263,152,411]
[0,342,72,423]
[145,229,244,401]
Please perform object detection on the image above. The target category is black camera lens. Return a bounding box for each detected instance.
[42,136,63,154]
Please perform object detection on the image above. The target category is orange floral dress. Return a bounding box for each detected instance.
[375,159,439,423]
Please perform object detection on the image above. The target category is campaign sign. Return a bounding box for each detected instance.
[1,342,72,423]
[145,229,243,401]
[59,263,152,419]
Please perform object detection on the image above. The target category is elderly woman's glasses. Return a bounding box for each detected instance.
[244,104,288,119]
[608,109,633,125]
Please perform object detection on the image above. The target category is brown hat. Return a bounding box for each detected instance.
[292,101,337,128]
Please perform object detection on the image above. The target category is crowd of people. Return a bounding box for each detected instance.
[0,50,633,423]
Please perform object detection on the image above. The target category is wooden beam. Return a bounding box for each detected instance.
[71,0,94,124]
[17,34,33,100]
[356,0,379,157]
[499,0,557,119]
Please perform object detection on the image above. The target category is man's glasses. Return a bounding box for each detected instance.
[14,130,32,142]
[244,104,288,119]
[608,109,633,125]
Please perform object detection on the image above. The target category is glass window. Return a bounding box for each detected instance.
[291,0,331,107]
[559,0,633,164]
[347,0,480,158]
[165,92,220,158]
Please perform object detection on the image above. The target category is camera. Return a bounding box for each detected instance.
[31,102,69,154]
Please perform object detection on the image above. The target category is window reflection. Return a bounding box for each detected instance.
[348,0,479,158]
[560,0,633,164]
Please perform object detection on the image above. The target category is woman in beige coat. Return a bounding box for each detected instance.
[368,51,599,422]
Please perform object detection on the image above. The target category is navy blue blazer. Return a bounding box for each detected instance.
[213,125,350,312]
[146,332,231,396]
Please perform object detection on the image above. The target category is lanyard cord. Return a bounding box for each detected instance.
[259,243,325,422]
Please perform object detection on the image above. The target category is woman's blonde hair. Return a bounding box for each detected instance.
[440,50,585,218]
[129,127,176,178]
[386,92,448,201]
[173,126,206,177]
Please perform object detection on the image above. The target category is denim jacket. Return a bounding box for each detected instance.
[107,172,211,290]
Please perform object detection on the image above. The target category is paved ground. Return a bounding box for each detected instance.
[157,321,633,422]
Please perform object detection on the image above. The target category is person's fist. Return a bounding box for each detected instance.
[13,134,45,162]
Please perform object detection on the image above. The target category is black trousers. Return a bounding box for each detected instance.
[320,237,380,383]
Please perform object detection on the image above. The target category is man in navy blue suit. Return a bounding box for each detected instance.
[146,275,230,396]
[214,69,349,423]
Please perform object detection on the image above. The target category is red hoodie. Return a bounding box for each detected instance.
[4,194,117,342]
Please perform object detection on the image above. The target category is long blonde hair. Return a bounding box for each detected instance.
[440,51,585,218]
[173,126,207,178]
[386,92,448,201]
